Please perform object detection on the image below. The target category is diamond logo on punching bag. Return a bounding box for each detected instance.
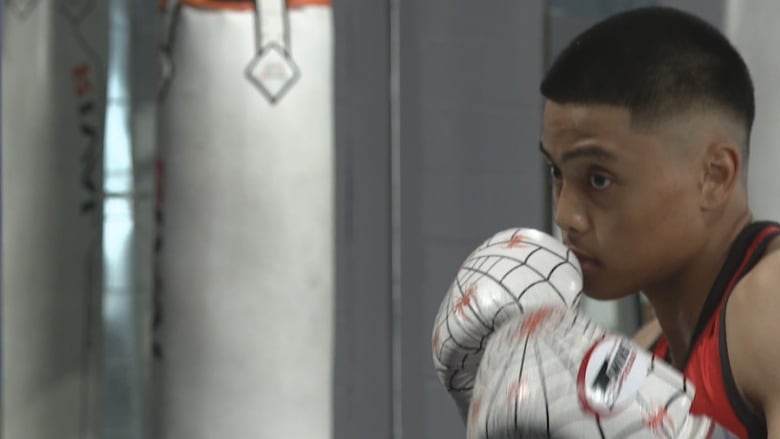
[245,42,301,104]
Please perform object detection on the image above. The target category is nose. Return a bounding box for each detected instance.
[553,182,589,237]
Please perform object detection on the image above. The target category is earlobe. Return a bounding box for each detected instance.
[700,143,740,210]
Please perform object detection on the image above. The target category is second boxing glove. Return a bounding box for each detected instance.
[468,307,737,439]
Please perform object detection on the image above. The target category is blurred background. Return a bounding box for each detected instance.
[2,0,779,438]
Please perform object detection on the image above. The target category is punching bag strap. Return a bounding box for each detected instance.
[246,0,299,104]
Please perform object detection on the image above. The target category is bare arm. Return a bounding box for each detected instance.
[725,252,780,438]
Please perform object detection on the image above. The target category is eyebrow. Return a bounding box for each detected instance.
[538,142,617,164]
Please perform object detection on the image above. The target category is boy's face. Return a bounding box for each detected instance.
[540,101,707,299]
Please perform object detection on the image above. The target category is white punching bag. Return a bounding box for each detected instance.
[724,0,780,220]
[153,1,334,438]
[2,0,106,438]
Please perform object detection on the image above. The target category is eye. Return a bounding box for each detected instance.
[547,163,562,180]
[589,173,613,191]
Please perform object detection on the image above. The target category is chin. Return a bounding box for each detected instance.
[581,279,634,301]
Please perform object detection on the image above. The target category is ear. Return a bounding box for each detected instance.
[700,141,741,210]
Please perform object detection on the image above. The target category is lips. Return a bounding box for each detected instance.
[570,248,600,269]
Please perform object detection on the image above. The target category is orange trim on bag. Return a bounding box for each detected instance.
[179,0,330,10]
[179,0,253,10]
[287,0,331,7]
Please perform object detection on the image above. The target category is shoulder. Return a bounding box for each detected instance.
[731,232,780,310]
[725,238,780,420]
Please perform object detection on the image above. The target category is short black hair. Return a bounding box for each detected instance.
[541,7,754,147]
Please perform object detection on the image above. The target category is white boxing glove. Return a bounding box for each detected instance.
[468,306,738,439]
[432,228,584,420]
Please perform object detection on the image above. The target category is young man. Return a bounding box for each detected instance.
[540,6,779,438]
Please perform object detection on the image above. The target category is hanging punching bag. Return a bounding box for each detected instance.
[2,0,106,438]
[153,1,334,437]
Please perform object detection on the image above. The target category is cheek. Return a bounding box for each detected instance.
[647,177,700,231]
[632,171,697,227]
[602,181,699,269]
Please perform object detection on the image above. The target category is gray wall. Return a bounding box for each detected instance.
[662,0,723,27]
[399,1,548,437]
[333,0,393,438]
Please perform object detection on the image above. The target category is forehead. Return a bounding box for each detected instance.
[540,101,671,164]
[542,101,633,144]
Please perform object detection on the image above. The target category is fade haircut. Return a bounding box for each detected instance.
[541,7,755,155]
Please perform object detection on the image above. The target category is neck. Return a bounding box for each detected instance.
[644,208,752,368]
